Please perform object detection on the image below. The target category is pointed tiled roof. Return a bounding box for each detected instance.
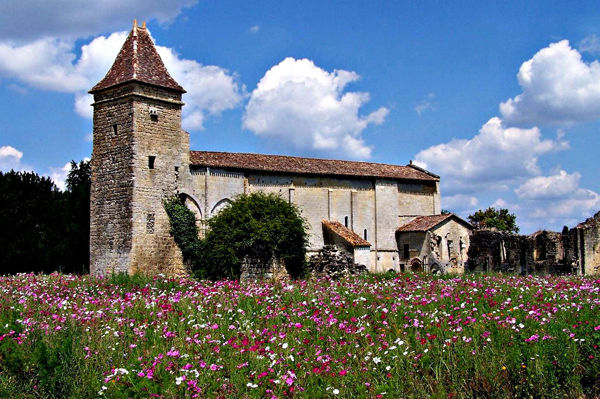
[322,220,371,247]
[90,23,185,93]
[190,151,438,181]
[396,214,473,232]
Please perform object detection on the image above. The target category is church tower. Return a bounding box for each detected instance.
[89,21,190,275]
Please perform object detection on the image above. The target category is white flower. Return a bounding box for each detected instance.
[373,357,381,364]
[282,342,288,349]
[333,388,340,395]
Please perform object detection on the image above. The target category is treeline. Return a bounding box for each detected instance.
[0,161,90,274]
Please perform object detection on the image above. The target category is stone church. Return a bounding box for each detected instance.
[89,22,472,277]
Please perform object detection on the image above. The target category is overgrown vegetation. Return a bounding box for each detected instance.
[468,206,520,233]
[0,160,91,275]
[0,273,598,398]
[165,192,308,280]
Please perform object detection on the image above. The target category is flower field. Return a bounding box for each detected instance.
[0,273,599,398]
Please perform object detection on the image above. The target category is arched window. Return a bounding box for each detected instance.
[211,198,232,216]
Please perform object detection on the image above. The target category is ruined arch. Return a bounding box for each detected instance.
[211,198,232,216]
[410,258,423,272]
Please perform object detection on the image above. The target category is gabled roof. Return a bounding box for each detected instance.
[90,22,185,94]
[396,214,473,232]
[322,220,371,247]
[190,151,438,181]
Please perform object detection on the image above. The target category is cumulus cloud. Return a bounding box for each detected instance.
[249,25,261,33]
[0,30,243,129]
[0,0,197,42]
[156,46,245,130]
[0,145,28,172]
[514,170,600,229]
[415,117,568,194]
[442,194,478,212]
[500,40,600,125]
[243,57,388,159]
[47,162,72,191]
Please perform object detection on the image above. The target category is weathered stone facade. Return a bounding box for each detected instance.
[89,22,465,277]
[396,214,472,274]
[466,212,600,275]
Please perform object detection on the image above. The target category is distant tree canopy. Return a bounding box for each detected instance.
[0,160,91,275]
[468,207,519,234]
[165,192,308,280]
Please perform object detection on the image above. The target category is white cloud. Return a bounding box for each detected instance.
[243,57,388,159]
[500,40,600,125]
[0,145,28,172]
[415,117,568,194]
[0,30,244,129]
[47,162,72,191]
[442,194,478,211]
[415,93,435,115]
[250,25,261,33]
[514,170,600,229]
[579,34,600,55]
[514,169,581,200]
[0,1,197,42]
[156,46,245,130]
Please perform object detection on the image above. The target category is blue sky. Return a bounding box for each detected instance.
[0,1,599,233]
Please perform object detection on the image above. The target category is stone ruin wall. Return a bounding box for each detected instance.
[467,211,600,275]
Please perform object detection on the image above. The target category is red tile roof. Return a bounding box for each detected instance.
[190,151,438,181]
[396,214,472,232]
[322,220,371,247]
[90,24,184,93]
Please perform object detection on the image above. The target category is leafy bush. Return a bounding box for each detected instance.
[165,193,308,279]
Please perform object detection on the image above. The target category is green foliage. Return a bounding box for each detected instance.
[202,192,308,279]
[468,206,520,234]
[165,192,308,280]
[0,160,91,275]
[163,196,202,271]
[0,170,65,274]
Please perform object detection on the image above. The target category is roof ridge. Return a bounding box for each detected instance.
[191,150,421,169]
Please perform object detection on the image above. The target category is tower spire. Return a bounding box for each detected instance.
[89,22,185,94]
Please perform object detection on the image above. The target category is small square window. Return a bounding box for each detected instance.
[148,156,156,169]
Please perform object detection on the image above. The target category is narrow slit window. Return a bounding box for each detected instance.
[112,124,117,135]
[344,216,349,228]
[363,229,368,240]
[148,156,156,169]
[403,244,409,259]
[146,213,155,234]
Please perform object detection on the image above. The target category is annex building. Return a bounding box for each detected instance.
[89,22,472,277]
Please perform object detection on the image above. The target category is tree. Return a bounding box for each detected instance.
[468,207,519,234]
[63,160,91,274]
[0,160,91,275]
[0,170,65,274]
[165,192,308,280]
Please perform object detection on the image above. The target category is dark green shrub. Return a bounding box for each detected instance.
[165,193,308,280]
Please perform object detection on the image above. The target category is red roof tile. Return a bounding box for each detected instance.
[90,24,184,93]
[322,220,371,247]
[396,214,472,232]
[190,151,438,181]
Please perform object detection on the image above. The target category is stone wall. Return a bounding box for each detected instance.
[576,211,600,275]
[90,83,187,276]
